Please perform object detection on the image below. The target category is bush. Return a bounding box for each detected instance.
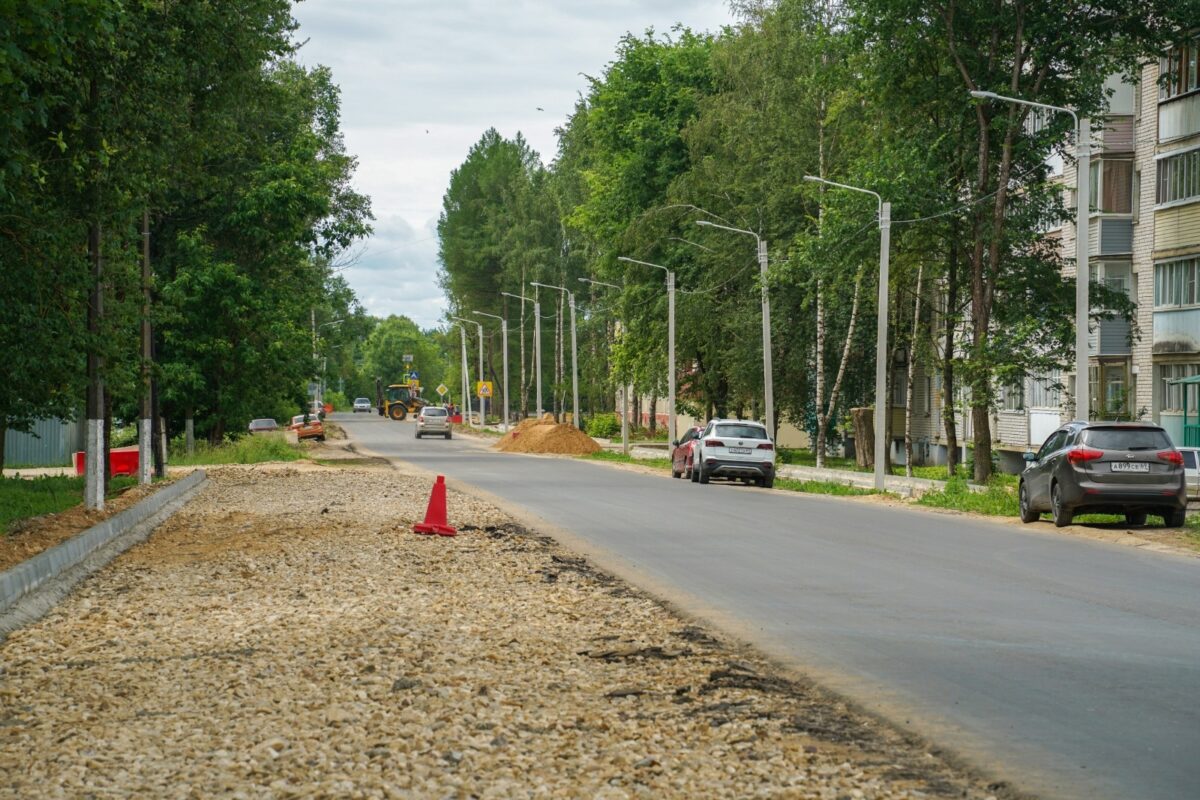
[585,413,620,438]
[324,390,349,412]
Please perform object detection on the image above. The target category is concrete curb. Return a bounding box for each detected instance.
[0,469,207,638]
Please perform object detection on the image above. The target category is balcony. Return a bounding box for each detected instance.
[1095,116,1134,153]
[1088,217,1133,256]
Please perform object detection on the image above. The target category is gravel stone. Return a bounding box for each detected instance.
[0,464,1014,798]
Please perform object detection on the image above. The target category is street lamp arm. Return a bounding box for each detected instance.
[802,175,882,216]
[694,219,760,244]
[579,277,622,290]
[473,310,504,322]
[969,90,1078,128]
[500,291,531,303]
[616,255,669,275]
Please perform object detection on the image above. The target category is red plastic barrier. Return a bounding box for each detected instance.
[73,446,140,477]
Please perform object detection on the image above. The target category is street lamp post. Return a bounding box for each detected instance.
[531,282,579,428]
[453,316,485,426]
[970,90,1090,421]
[450,320,471,428]
[802,176,890,491]
[695,221,774,439]
[474,311,508,432]
[616,257,676,447]
[503,290,543,417]
[580,277,628,454]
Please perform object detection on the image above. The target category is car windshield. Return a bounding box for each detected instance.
[1082,427,1171,451]
[355,397,370,404]
[423,408,447,417]
[714,424,768,440]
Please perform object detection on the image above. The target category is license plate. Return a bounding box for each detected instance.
[1110,462,1149,472]
[728,447,752,454]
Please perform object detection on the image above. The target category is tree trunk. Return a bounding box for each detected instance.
[943,229,960,478]
[851,407,874,470]
[648,396,657,436]
[905,266,923,477]
[818,270,863,467]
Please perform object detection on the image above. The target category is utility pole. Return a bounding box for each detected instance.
[474,311,508,431]
[139,210,152,485]
[531,282,578,428]
[85,220,105,510]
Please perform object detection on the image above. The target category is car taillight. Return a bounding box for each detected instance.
[707,440,724,447]
[1158,450,1184,467]
[1066,447,1104,464]
[756,443,774,450]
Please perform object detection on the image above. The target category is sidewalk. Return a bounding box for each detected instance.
[618,444,983,498]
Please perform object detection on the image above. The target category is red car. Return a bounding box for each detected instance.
[670,426,704,480]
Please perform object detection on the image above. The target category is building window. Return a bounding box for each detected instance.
[1154,256,1200,308]
[892,368,907,408]
[1155,148,1200,206]
[1159,363,1200,412]
[1090,159,1134,213]
[1029,369,1062,408]
[1001,381,1025,411]
[1160,38,1200,101]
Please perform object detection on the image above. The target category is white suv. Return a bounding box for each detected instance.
[692,419,776,488]
[415,406,452,439]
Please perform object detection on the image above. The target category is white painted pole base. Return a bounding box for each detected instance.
[139,418,152,484]
[85,419,105,510]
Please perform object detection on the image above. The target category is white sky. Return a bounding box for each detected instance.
[292,0,734,329]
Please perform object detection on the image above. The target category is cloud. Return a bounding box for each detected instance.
[295,0,733,322]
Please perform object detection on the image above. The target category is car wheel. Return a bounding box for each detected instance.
[1018,482,1039,524]
[1163,509,1187,528]
[1051,482,1073,528]
[763,476,774,489]
[1125,511,1147,526]
[671,462,681,479]
[445,431,452,440]
[690,463,699,483]
[699,467,710,485]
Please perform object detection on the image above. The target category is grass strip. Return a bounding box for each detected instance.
[2,475,138,533]
[169,434,306,466]
[583,450,673,471]
[774,477,878,497]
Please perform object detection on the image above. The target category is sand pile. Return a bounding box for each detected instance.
[494,413,601,455]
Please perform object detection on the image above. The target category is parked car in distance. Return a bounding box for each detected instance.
[415,406,451,439]
[1179,446,1199,503]
[1018,421,1187,528]
[288,414,326,441]
[670,426,704,480]
[353,397,372,413]
[692,419,775,488]
[247,418,278,434]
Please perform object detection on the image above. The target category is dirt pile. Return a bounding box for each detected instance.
[494,413,601,455]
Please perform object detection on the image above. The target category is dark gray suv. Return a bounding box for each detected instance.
[1019,422,1187,528]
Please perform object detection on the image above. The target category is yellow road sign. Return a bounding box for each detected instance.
[476,381,493,398]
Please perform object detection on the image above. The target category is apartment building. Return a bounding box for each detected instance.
[891,46,1200,471]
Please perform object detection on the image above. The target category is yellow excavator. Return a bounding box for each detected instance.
[376,377,427,421]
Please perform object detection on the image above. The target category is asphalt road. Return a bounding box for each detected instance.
[338,412,1200,800]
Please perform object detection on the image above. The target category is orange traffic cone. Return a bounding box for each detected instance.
[413,475,457,536]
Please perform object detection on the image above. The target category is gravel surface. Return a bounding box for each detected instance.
[0,463,1012,799]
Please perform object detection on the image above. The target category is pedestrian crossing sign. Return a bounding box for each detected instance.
[476,381,493,398]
